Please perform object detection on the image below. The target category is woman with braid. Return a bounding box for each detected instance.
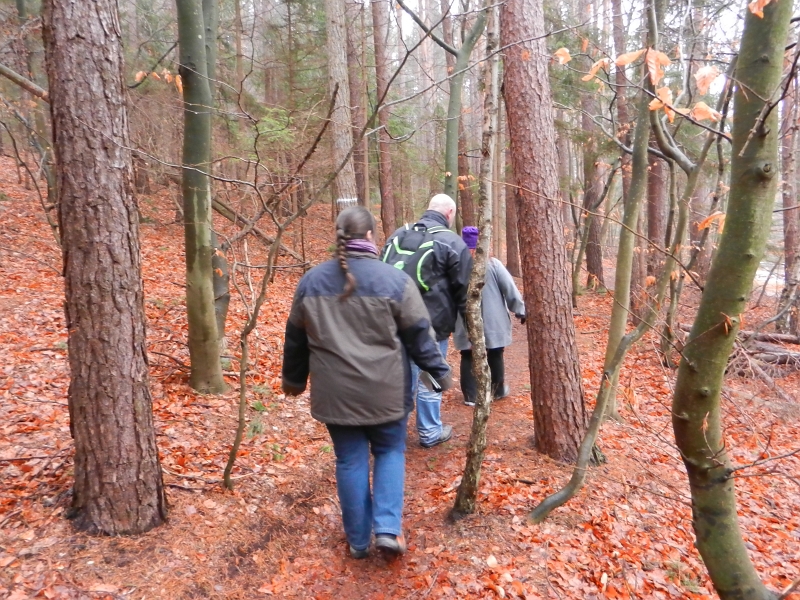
[282,207,452,559]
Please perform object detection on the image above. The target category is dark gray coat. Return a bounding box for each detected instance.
[282,251,451,426]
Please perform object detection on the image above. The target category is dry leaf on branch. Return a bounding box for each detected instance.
[134,71,146,83]
[614,48,645,67]
[581,58,610,82]
[554,48,572,64]
[748,0,772,18]
[175,74,184,95]
[694,65,721,95]
[648,87,675,122]
[581,37,589,52]
[697,211,726,232]
[645,48,671,85]
[690,101,723,122]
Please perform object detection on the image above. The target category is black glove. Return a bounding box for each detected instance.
[516,314,526,325]
[282,382,306,396]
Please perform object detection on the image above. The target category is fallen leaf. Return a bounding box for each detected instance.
[486,554,498,568]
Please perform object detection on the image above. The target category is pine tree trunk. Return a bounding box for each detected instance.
[325,0,358,202]
[506,142,521,277]
[177,0,226,394]
[42,0,167,534]
[371,0,397,237]
[501,0,588,463]
[672,1,792,597]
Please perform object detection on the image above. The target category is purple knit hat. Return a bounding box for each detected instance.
[461,226,479,250]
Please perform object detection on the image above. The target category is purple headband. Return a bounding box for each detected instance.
[461,226,479,249]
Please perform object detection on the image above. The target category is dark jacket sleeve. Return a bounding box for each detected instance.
[447,238,473,319]
[394,278,451,382]
[281,283,309,393]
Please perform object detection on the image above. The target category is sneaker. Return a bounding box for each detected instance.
[420,425,453,448]
[349,545,369,559]
[464,399,476,407]
[375,534,407,557]
[493,384,511,400]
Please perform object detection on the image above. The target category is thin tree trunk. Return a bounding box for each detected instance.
[325,0,358,202]
[458,120,476,226]
[42,0,167,534]
[672,1,792,597]
[452,0,498,516]
[371,0,397,237]
[502,0,588,463]
[506,140,521,277]
[778,74,800,334]
[647,155,667,277]
[176,0,226,393]
[346,0,367,206]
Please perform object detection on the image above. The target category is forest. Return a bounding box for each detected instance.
[0,0,799,597]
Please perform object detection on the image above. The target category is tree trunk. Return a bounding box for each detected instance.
[176,0,227,393]
[647,155,667,276]
[601,0,653,420]
[458,119,477,226]
[371,0,397,237]
[672,1,792,597]
[325,0,358,202]
[346,0,367,206]
[453,0,498,516]
[778,74,800,334]
[506,140,521,277]
[501,0,588,463]
[42,0,167,534]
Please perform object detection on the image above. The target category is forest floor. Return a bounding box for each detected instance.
[1,154,799,599]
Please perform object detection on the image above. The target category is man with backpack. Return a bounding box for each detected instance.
[382,194,472,448]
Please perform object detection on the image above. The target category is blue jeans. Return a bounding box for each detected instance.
[326,416,408,551]
[410,338,448,446]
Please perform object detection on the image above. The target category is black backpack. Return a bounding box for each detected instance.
[381,223,449,293]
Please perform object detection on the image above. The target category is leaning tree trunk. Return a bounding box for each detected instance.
[672,1,793,597]
[371,0,397,237]
[325,0,358,202]
[42,0,167,534]
[502,0,588,463]
[177,0,227,394]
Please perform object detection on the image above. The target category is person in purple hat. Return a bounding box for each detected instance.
[454,226,525,406]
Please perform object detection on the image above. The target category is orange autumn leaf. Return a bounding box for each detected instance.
[645,48,671,85]
[649,87,675,122]
[690,101,722,122]
[175,74,184,95]
[581,58,610,82]
[694,65,721,95]
[581,37,589,52]
[748,0,772,18]
[697,211,726,232]
[150,72,161,81]
[134,71,146,83]
[614,48,645,67]
[554,47,572,64]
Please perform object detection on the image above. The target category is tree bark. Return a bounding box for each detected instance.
[453,0,498,516]
[501,0,588,463]
[371,0,397,237]
[778,74,799,334]
[646,155,667,276]
[672,1,793,597]
[346,0,368,206]
[506,140,521,277]
[325,0,358,202]
[42,0,167,534]
[176,0,227,393]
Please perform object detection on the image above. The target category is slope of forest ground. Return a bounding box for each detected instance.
[1,155,799,599]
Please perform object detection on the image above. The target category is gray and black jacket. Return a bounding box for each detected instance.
[383,210,473,340]
[282,251,451,426]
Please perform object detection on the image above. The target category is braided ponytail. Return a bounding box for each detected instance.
[335,206,377,300]
[336,226,357,299]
